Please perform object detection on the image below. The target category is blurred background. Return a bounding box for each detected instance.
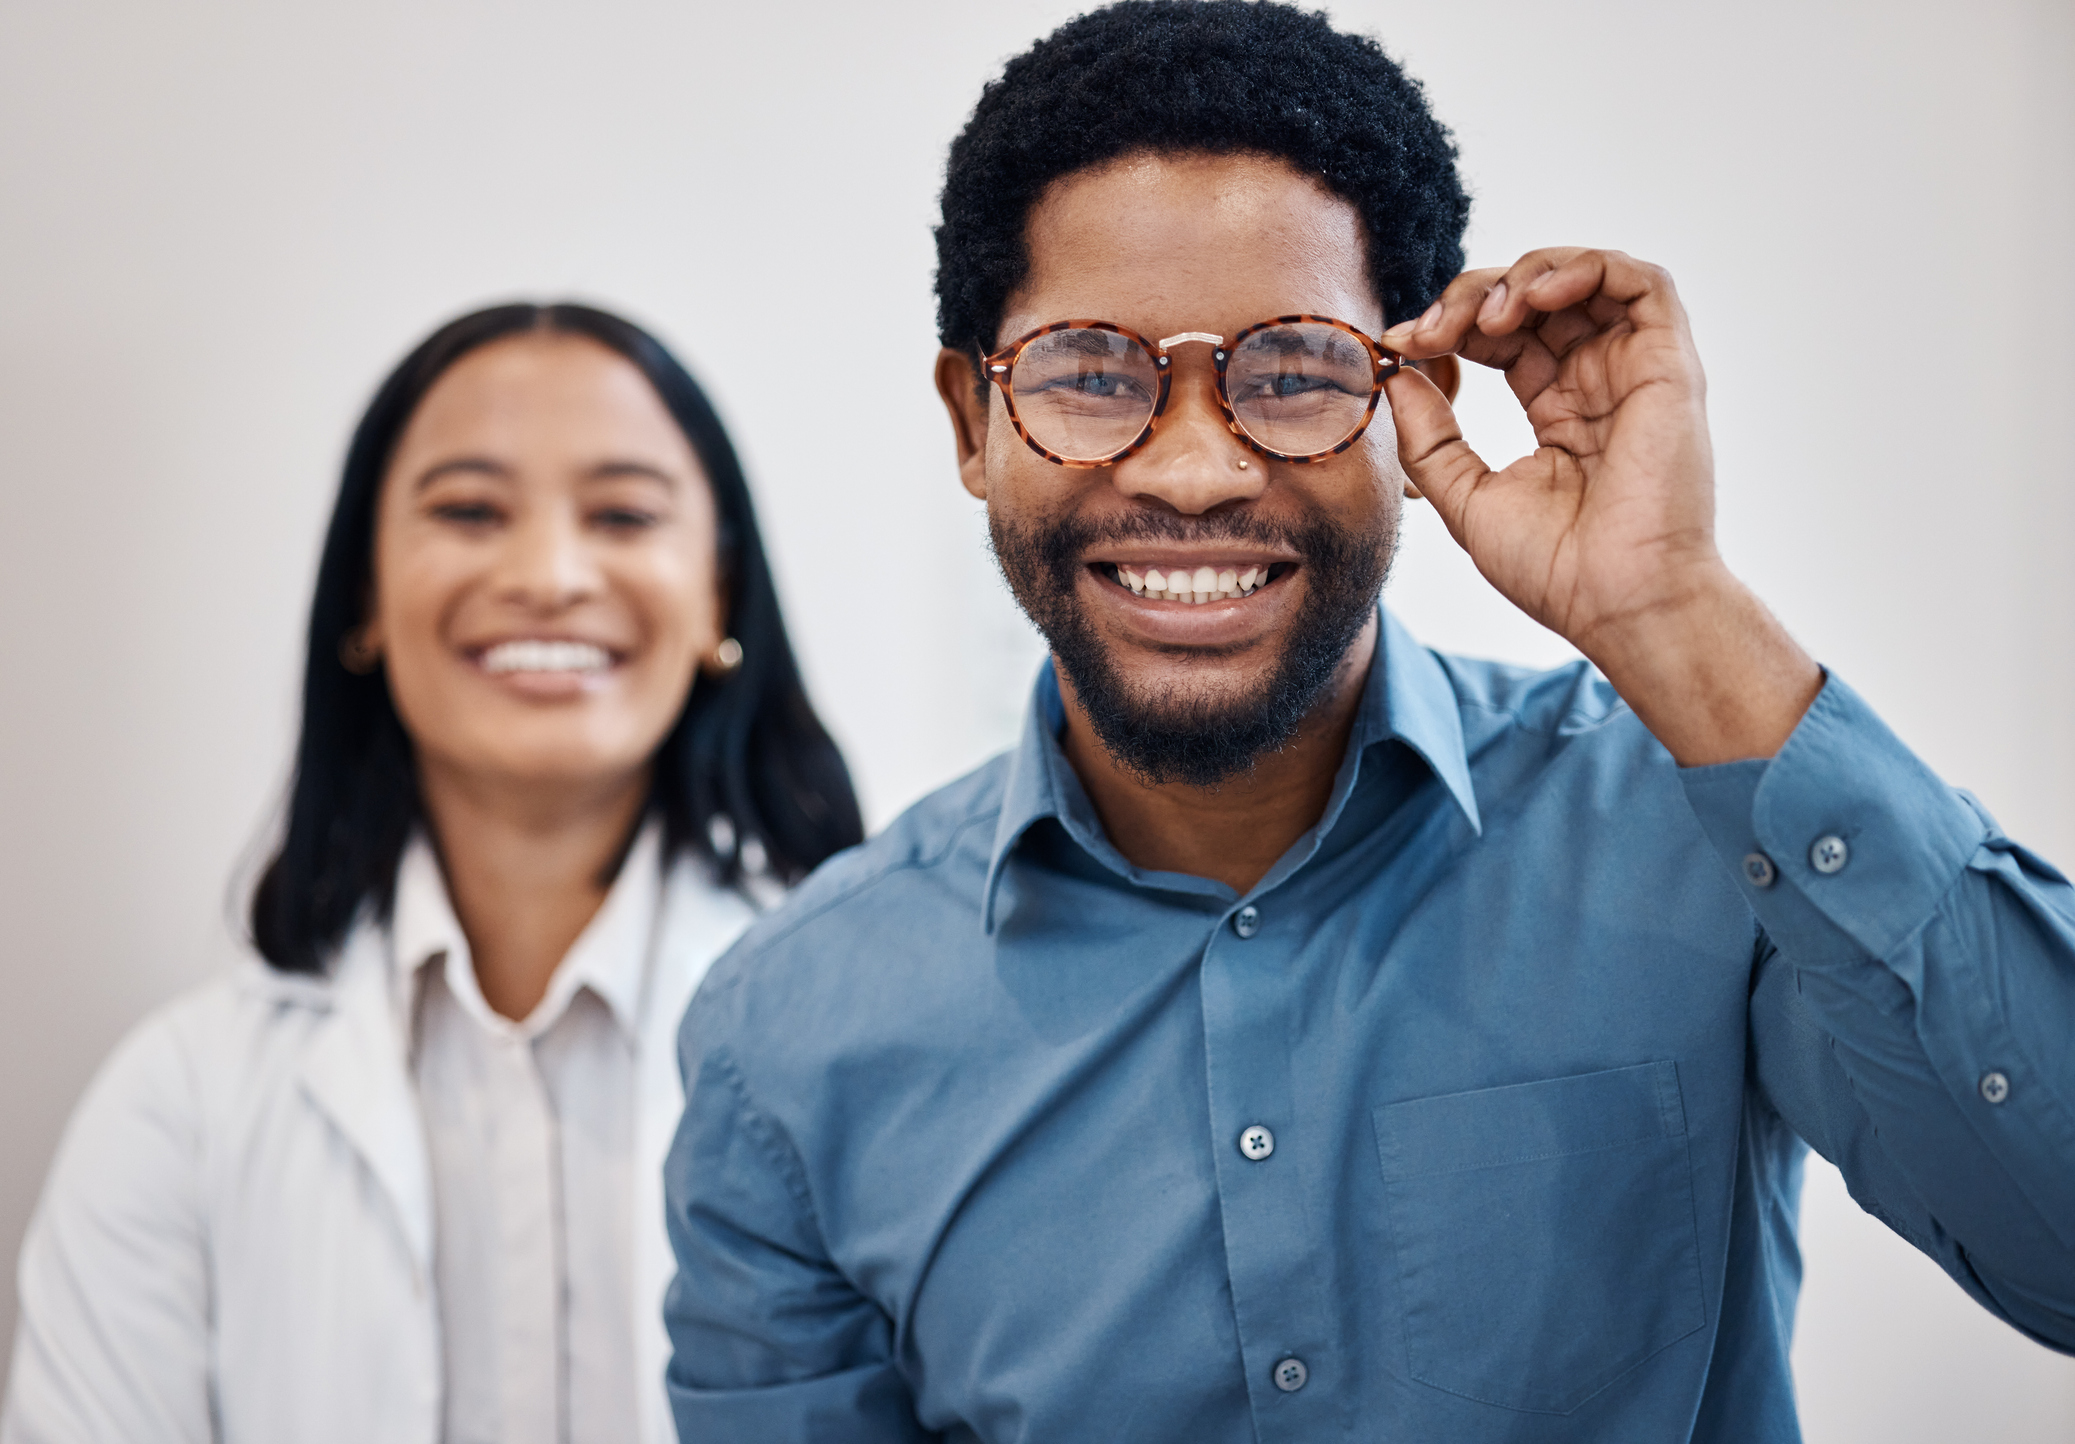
[1,0,2070,1435]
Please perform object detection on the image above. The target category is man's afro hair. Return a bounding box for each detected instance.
[934,0,1471,366]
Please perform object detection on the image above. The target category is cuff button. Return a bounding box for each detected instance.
[1810,834,1850,875]
[1742,852,1777,888]
[1980,1070,2011,1105]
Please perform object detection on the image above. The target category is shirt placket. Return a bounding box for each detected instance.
[1198,890,1341,1442]
[488,1031,563,1444]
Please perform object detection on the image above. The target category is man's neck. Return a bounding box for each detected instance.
[1057,615,1379,895]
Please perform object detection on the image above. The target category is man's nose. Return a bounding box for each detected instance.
[1110,371,1264,514]
[497,506,601,609]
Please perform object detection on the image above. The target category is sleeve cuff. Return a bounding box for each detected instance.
[1680,672,1986,962]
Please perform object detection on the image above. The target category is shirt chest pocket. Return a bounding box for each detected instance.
[1372,1061,1707,1415]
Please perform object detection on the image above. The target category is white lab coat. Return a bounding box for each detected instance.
[0,856,752,1444]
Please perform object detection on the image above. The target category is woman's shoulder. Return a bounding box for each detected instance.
[65,949,367,1150]
[659,852,759,954]
[92,966,262,1088]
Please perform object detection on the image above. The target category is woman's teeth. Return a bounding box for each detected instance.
[481,639,613,674]
[1115,564,1271,604]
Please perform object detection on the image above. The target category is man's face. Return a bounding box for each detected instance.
[945,151,1412,786]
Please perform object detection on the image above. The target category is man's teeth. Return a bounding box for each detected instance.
[481,639,613,674]
[1117,564,1271,603]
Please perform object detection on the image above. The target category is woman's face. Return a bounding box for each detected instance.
[365,331,723,797]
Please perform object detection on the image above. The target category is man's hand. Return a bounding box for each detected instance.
[1380,248,1822,766]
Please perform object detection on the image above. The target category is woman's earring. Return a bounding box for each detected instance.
[338,626,382,674]
[711,637,744,675]
[1237,459,1250,470]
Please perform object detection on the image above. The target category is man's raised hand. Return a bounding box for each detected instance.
[1380,248,1822,765]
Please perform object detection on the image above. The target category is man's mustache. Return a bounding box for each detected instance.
[1030,510,1313,556]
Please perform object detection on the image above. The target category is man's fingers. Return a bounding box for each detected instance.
[1379,265,1511,358]
[1383,363,1491,538]
[1380,248,1684,359]
[1514,250,1684,335]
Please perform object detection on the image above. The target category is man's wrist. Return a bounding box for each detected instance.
[1580,565,1824,767]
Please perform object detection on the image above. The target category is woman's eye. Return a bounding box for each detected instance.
[593,507,660,532]
[432,501,501,526]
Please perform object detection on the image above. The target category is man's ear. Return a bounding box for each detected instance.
[1412,354,1460,403]
[934,348,992,501]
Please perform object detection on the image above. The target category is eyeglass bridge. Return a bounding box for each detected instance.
[1154,331,1226,367]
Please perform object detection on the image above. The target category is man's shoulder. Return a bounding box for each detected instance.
[1432,648,1633,738]
[694,749,1012,1020]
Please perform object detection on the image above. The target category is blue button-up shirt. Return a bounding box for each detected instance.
[664,611,2075,1442]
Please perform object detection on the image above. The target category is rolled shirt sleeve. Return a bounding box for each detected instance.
[1681,673,2075,1346]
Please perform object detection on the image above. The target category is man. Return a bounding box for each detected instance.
[662,3,2075,1439]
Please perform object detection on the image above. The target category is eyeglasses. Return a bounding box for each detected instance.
[983,315,1401,468]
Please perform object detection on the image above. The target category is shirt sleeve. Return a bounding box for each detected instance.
[1681,673,2075,1350]
[0,1018,216,1444]
[662,1013,938,1444]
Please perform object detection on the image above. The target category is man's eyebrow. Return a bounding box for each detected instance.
[413,456,513,491]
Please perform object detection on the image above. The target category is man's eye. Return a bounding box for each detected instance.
[1031,371,1142,401]
[1268,373,1331,397]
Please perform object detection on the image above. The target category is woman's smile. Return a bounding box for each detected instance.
[470,635,625,698]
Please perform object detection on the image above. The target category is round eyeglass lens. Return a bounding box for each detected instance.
[1009,328,1161,462]
[1225,323,1378,456]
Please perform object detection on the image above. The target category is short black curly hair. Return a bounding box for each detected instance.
[935,0,1470,369]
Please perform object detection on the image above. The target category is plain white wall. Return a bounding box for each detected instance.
[1,0,2070,1435]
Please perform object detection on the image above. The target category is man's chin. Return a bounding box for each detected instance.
[1078,652,1281,718]
[1054,642,1314,788]
[992,504,1392,786]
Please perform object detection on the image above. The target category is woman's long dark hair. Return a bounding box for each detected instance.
[250,302,863,973]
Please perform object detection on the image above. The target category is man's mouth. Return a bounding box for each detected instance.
[1099,561,1294,604]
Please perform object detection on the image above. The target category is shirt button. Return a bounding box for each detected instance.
[1238,1125,1275,1161]
[1233,905,1261,939]
[1741,852,1777,888]
[1809,834,1850,875]
[1272,1356,1308,1393]
[1980,1070,2011,1105]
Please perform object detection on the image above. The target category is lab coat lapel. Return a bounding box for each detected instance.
[630,858,756,1444]
[296,923,435,1278]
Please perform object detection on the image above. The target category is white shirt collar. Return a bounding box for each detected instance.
[390,819,665,1043]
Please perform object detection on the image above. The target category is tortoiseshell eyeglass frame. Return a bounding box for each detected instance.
[981,314,1403,468]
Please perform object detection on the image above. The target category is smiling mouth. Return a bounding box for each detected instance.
[1098,561,1294,604]
[479,639,616,675]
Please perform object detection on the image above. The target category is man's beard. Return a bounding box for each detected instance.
[990,504,1393,788]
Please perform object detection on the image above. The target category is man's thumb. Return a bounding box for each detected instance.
[1384,366,1489,527]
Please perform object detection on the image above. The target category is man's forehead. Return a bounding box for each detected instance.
[1004,150,1383,338]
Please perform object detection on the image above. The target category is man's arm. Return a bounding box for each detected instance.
[1384,249,2075,1340]
[1690,679,2075,1346]
[663,1003,937,1444]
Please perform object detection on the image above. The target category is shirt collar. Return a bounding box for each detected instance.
[389,818,665,1042]
[982,607,1479,932]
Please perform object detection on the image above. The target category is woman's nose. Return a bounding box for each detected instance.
[1109,372,1264,514]
[496,507,601,608]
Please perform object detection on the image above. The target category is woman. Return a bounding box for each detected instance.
[0,303,862,1444]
